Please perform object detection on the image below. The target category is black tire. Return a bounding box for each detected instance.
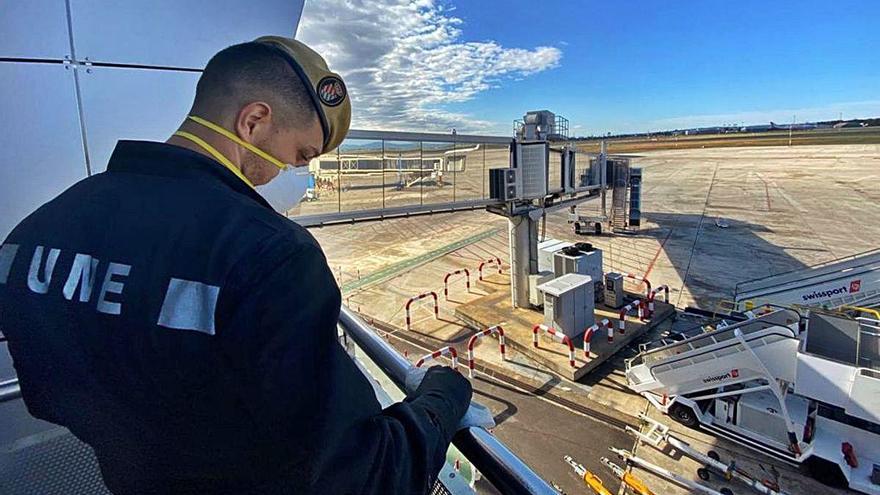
[707,450,721,462]
[574,222,582,235]
[669,402,700,428]
[720,489,734,495]
[805,456,848,488]
[697,468,711,481]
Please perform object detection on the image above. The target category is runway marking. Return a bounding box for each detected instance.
[642,227,674,283]
[676,163,719,307]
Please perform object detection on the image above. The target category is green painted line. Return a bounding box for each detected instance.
[341,227,502,294]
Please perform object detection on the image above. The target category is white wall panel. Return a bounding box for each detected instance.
[77,66,199,173]
[0,0,71,59]
[0,62,88,241]
[69,0,305,68]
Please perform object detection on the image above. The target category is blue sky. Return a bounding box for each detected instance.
[299,0,880,135]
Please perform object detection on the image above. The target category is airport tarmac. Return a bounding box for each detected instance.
[311,144,880,494]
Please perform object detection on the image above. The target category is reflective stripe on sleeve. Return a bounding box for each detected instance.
[157,278,221,335]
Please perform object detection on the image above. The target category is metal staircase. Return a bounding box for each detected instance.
[610,161,629,231]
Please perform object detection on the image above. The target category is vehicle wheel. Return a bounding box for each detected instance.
[720,488,734,495]
[669,402,700,428]
[574,222,583,235]
[697,468,710,481]
[707,450,721,462]
[805,456,848,488]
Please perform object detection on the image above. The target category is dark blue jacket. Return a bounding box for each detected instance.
[0,141,469,494]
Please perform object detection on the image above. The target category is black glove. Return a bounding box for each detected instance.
[411,366,473,439]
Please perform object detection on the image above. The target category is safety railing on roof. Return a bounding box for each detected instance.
[338,306,556,495]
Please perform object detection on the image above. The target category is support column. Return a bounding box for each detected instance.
[508,212,539,308]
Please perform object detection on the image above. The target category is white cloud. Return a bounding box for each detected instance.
[297,0,561,133]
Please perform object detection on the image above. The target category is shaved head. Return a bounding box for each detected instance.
[191,42,318,131]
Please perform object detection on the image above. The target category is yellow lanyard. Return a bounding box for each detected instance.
[173,115,291,189]
[174,130,255,189]
[187,116,287,170]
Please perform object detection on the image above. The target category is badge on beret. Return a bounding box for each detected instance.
[317,76,346,107]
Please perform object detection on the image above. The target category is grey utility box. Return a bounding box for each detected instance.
[528,271,555,307]
[537,273,595,340]
[604,272,624,309]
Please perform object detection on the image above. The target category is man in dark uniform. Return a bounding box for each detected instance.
[0,37,472,494]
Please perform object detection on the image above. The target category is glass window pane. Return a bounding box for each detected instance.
[383,141,423,208]
[422,141,455,205]
[292,147,340,216]
[454,141,484,202]
[338,139,385,212]
[548,149,563,194]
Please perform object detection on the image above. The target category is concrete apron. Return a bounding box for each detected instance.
[456,273,675,381]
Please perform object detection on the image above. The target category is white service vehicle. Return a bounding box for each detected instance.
[734,248,880,311]
[625,308,880,494]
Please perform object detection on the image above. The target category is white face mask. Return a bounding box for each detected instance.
[175,115,319,215]
[255,166,311,214]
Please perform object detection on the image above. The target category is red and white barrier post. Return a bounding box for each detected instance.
[443,268,471,300]
[625,272,652,299]
[647,284,670,318]
[415,345,459,369]
[618,300,643,334]
[532,324,576,367]
[583,319,611,359]
[405,291,439,331]
[478,257,503,281]
[466,325,506,378]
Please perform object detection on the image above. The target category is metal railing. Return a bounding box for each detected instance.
[0,308,555,494]
[338,306,557,495]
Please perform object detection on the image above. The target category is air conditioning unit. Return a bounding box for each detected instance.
[516,142,549,199]
[489,168,520,201]
[537,239,573,273]
[554,245,603,282]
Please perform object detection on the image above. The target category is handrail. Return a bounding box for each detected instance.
[1,378,21,402]
[645,325,798,374]
[734,247,880,295]
[338,307,556,495]
[636,310,796,360]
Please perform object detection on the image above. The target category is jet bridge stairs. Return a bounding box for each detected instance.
[625,308,880,494]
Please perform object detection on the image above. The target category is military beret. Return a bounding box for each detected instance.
[255,35,351,154]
